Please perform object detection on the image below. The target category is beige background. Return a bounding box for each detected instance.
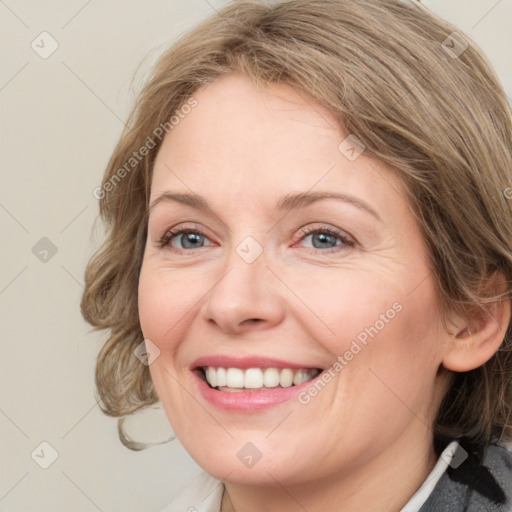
[1,1,511,510]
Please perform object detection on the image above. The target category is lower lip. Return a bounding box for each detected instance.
[192,370,320,411]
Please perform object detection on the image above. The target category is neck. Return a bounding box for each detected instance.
[220,427,438,512]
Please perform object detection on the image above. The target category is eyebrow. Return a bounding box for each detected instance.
[149,191,382,221]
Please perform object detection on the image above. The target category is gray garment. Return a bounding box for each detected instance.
[420,443,512,511]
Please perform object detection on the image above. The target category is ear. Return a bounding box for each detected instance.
[442,272,511,372]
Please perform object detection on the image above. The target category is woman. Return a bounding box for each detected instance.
[81,0,512,510]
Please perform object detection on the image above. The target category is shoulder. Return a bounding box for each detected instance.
[481,444,512,507]
[158,472,224,512]
[420,442,512,512]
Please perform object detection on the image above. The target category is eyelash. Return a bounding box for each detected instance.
[157,224,354,253]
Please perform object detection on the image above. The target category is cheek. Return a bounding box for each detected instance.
[138,269,198,430]
[313,260,441,353]
[288,268,407,355]
[137,273,187,377]
[348,290,443,421]
[138,271,167,342]
[313,269,443,406]
[138,265,195,348]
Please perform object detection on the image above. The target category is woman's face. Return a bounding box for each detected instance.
[138,73,450,486]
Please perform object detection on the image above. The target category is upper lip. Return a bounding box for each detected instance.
[191,355,323,370]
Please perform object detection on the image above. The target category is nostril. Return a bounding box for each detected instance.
[239,318,263,326]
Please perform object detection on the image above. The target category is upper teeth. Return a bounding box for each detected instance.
[204,367,320,390]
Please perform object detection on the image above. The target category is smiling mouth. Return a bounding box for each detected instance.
[199,366,322,392]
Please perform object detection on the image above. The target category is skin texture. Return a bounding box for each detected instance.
[137,73,507,512]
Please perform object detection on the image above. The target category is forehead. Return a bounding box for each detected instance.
[150,73,406,221]
[156,74,341,167]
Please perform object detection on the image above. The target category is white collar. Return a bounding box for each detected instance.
[161,441,459,512]
[160,471,223,512]
[400,441,460,511]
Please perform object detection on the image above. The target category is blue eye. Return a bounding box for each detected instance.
[297,226,354,251]
[176,231,203,249]
[158,225,354,253]
[158,229,211,250]
[302,231,340,249]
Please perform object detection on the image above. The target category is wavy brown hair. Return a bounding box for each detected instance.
[81,0,512,450]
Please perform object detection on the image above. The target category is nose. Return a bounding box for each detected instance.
[200,247,285,335]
